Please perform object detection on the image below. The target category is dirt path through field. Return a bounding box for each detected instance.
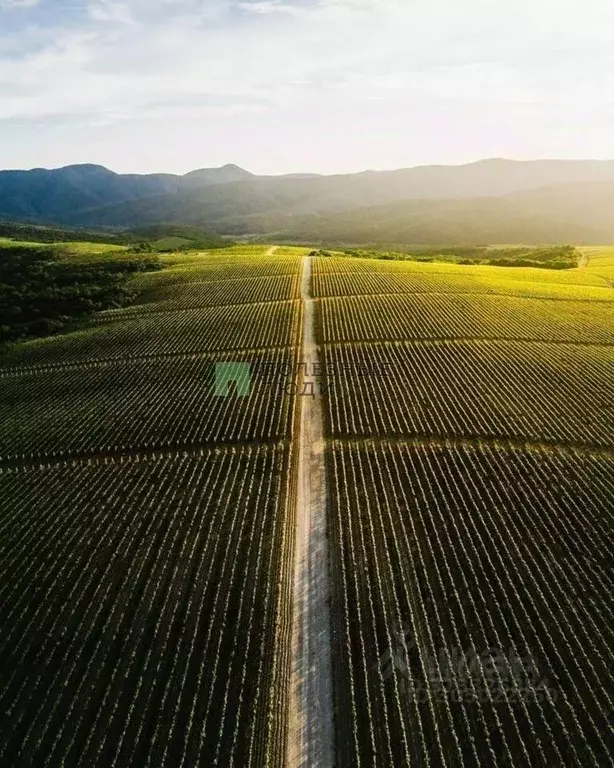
[266,245,279,256]
[287,255,335,767]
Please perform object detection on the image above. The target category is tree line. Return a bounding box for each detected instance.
[0,247,160,344]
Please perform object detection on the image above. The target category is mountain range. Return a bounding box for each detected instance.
[2,159,614,245]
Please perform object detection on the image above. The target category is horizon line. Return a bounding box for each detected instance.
[3,156,614,178]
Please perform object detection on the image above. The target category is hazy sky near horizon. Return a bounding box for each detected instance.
[1,0,613,175]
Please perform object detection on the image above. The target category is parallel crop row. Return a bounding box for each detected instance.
[328,440,614,767]
[312,257,441,275]
[322,339,614,448]
[133,256,302,290]
[320,294,614,345]
[0,444,294,768]
[0,349,298,462]
[313,271,482,298]
[98,274,301,319]
[0,300,301,371]
[313,256,608,287]
[313,270,614,303]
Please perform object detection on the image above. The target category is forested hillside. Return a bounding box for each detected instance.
[4,160,614,245]
[0,246,160,342]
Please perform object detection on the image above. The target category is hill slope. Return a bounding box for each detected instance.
[3,159,614,244]
[272,183,614,246]
[0,163,252,222]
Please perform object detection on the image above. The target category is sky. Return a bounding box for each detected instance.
[1,0,613,175]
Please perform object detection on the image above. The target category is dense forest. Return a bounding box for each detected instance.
[0,247,160,343]
[0,221,124,245]
[0,220,229,250]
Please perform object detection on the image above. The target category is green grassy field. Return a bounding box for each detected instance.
[0,237,129,254]
[0,240,612,767]
[149,236,195,251]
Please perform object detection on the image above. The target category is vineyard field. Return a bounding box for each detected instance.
[0,445,294,767]
[313,255,609,285]
[317,253,614,767]
[133,256,302,288]
[322,339,614,447]
[0,348,298,463]
[319,293,614,345]
[1,241,613,767]
[0,299,301,370]
[109,274,301,315]
[327,440,614,767]
[0,246,305,767]
[313,268,614,302]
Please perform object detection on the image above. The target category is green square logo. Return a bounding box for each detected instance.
[214,362,252,397]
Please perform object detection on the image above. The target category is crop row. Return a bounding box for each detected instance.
[98,274,301,320]
[580,248,614,268]
[328,440,614,767]
[0,300,302,371]
[158,247,297,263]
[312,256,608,286]
[133,256,302,289]
[0,348,299,462]
[588,267,614,285]
[313,269,614,303]
[0,444,294,768]
[319,293,614,345]
[313,270,483,298]
[321,339,614,448]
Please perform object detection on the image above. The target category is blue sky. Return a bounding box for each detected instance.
[1,0,613,174]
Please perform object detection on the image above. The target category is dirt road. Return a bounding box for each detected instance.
[287,255,335,767]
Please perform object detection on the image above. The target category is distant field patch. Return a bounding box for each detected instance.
[150,236,195,251]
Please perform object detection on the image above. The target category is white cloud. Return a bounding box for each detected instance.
[4,0,614,119]
[1,0,614,171]
[88,2,134,24]
[238,1,288,13]
[0,0,40,8]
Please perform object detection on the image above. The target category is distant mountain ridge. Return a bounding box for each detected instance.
[269,182,614,246]
[0,163,255,221]
[2,159,614,244]
[182,164,255,187]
